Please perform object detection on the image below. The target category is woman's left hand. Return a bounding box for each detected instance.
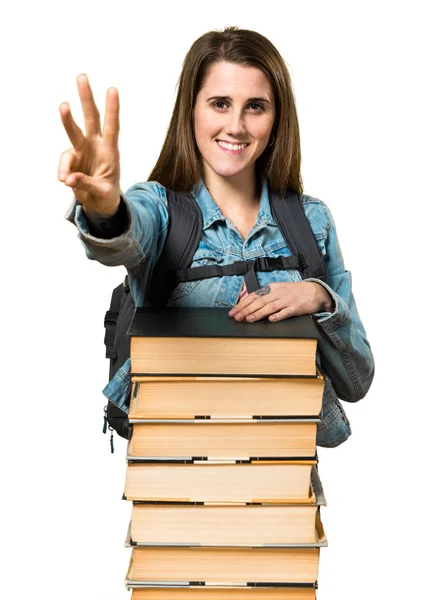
[228,282,334,323]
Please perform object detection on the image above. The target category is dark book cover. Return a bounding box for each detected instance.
[128,307,320,340]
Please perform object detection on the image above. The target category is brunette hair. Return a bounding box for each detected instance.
[148,26,303,196]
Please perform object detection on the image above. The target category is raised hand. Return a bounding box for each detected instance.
[58,74,121,217]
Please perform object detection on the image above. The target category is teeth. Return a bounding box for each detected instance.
[217,140,248,150]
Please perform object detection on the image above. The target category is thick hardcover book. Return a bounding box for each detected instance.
[127,465,326,508]
[128,308,321,340]
[125,546,320,588]
[128,374,324,420]
[128,309,320,377]
[126,506,327,548]
[127,421,318,461]
[123,462,316,504]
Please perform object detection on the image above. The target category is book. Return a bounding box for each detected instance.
[127,421,318,461]
[128,374,324,420]
[123,462,317,503]
[128,308,320,377]
[127,505,326,548]
[131,590,317,599]
[125,546,320,588]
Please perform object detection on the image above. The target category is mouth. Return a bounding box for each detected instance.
[216,140,250,155]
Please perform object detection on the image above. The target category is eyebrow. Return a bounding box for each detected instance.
[206,95,271,104]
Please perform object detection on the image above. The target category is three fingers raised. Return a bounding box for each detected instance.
[59,74,120,148]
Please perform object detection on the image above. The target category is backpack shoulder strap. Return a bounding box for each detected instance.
[269,189,326,281]
[146,189,203,307]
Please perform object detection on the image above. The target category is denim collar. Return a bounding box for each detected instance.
[189,173,276,230]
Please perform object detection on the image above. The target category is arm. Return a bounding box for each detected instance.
[60,76,167,271]
[304,204,375,402]
[64,181,169,269]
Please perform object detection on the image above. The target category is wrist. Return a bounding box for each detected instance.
[312,282,334,312]
[83,199,121,219]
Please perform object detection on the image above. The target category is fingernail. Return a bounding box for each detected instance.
[59,171,65,181]
[247,315,255,322]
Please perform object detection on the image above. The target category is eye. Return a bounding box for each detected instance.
[211,101,265,112]
[212,101,228,110]
[249,103,265,112]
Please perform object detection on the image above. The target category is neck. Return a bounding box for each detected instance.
[203,166,261,213]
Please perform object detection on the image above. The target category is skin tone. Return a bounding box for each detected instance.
[228,282,334,322]
[193,61,334,321]
[58,74,121,218]
[58,69,334,321]
[193,61,275,217]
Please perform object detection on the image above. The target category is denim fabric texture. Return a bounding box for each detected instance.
[65,173,374,448]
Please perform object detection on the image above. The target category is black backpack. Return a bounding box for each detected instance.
[103,187,350,451]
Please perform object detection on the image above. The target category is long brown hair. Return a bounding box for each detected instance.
[148,26,303,197]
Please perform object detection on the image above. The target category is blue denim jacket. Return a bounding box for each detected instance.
[65,173,374,448]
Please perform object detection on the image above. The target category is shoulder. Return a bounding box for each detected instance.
[122,181,169,229]
[124,180,168,207]
[298,192,334,237]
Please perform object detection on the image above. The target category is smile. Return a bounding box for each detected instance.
[216,140,249,154]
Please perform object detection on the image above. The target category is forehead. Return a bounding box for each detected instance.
[200,61,273,99]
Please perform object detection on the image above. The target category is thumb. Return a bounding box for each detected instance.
[64,172,103,196]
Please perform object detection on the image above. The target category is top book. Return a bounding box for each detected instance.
[128,308,320,378]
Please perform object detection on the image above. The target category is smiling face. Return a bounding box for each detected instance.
[193,61,275,187]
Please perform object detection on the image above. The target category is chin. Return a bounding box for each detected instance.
[207,161,251,179]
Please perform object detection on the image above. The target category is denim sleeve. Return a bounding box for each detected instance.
[85,197,129,239]
[304,204,375,401]
[64,181,169,269]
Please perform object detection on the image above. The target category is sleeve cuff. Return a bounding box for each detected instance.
[64,192,133,245]
[304,277,351,328]
[85,197,129,238]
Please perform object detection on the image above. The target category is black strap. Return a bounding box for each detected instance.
[146,190,203,307]
[104,282,124,359]
[175,255,303,283]
[176,255,306,294]
[269,190,326,282]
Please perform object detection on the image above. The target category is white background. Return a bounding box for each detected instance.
[2,1,433,598]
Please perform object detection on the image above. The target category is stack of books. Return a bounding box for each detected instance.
[123,307,327,599]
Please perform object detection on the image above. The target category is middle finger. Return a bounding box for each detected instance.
[77,73,102,137]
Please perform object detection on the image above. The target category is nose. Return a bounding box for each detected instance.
[224,108,246,139]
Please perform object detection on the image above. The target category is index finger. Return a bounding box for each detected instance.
[59,102,85,150]
[102,86,120,147]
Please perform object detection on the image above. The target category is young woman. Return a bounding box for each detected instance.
[59,26,374,447]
